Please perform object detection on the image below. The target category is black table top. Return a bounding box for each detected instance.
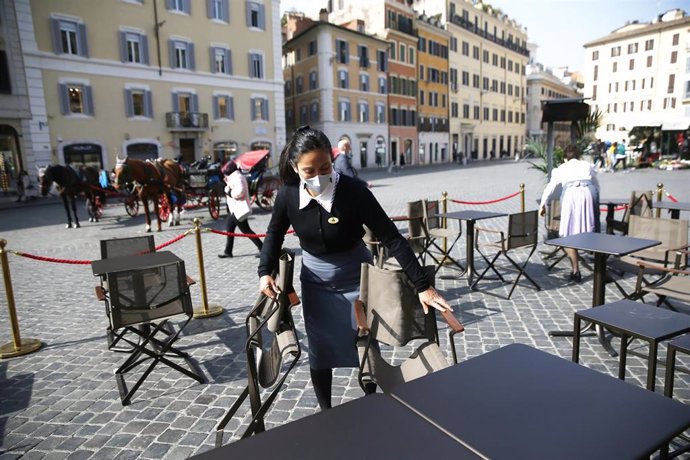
[668,333,690,353]
[438,210,507,221]
[192,394,481,460]
[391,343,690,460]
[91,251,180,276]
[654,201,690,211]
[546,232,660,257]
[576,299,690,342]
[600,197,629,205]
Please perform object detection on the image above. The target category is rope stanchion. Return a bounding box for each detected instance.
[0,239,42,359]
[519,184,525,213]
[656,183,663,218]
[449,190,521,205]
[192,218,224,319]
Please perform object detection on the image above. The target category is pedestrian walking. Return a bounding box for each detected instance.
[258,126,452,410]
[612,140,627,171]
[539,144,600,283]
[218,161,263,258]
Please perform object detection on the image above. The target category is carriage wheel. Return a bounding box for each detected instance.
[208,189,222,220]
[158,194,171,222]
[124,196,139,217]
[256,177,281,211]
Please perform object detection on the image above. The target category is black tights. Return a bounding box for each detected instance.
[310,367,377,411]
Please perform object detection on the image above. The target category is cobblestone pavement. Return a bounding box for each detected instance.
[1,161,689,459]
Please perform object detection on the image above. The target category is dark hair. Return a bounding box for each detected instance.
[279,126,332,185]
[564,144,581,161]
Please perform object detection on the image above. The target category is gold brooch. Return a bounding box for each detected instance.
[328,217,339,224]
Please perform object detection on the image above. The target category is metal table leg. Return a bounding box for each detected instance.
[593,252,618,357]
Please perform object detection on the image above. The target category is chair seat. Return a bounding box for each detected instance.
[400,342,449,382]
[646,276,690,303]
[428,227,461,239]
[609,256,667,276]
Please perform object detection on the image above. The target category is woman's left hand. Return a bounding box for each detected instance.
[418,287,453,314]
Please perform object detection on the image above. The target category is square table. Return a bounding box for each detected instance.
[192,394,482,460]
[437,210,506,284]
[600,197,629,234]
[391,343,690,460]
[573,299,690,391]
[654,201,690,220]
[545,232,660,355]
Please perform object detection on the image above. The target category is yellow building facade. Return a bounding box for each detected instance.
[16,0,285,172]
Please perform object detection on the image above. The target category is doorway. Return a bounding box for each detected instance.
[179,139,195,163]
[391,140,398,165]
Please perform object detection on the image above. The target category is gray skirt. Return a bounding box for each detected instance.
[300,242,373,370]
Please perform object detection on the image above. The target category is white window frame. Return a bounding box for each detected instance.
[251,96,269,122]
[249,52,264,79]
[213,93,234,121]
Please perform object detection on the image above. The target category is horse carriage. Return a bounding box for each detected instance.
[181,158,225,220]
[232,149,281,211]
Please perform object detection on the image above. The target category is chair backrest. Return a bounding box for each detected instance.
[406,200,426,254]
[624,190,653,223]
[507,210,539,250]
[107,258,192,329]
[627,215,688,264]
[423,200,440,231]
[101,236,155,259]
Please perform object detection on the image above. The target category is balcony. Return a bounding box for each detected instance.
[165,112,209,131]
[449,15,529,57]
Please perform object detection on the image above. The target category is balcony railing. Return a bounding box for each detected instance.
[449,15,529,57]
[165,112,209,131]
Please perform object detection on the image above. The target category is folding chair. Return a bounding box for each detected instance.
[405,200,463,274]
[608,215,688,299]
[606,190,653,235]
[635,250,690,311]
[215,250,301,446]
[472,210,541,299]
[354,261,464,394]
[540,199,568,269]
[96,254,204,405]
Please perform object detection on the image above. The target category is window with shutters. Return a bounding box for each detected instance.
[169,39,194,69]
[168,0,191,14]
[360,74,369,92]
[296,76,303,94]
[121,32,147,64]
[309,71,317,90]
[249,52,264,78]
[247,1,265,30]
[375,104,385,123]
[339,100,351,122]
[359,102,369,122]
[210,47,232,74]
[338,70,349,89]
[309,40,318,56]
[378,76,386,94]
[358,45,369,68]
[377,49,387,71]
[124,87,153,118]
[51,17,88,57]
[209,0,229,22]
[213,95,234,120]
[311,102,319,122]
[59,83,94,116]
[251,97,269,121]
[300,105,308,124]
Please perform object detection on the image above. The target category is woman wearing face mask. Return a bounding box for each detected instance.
[258,126,452,410]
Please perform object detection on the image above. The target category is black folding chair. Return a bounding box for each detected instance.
[97,255,204,405]
[472,210,541,299]
[215,250,301,446]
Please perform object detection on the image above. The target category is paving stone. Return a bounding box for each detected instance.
[139,442,171,459]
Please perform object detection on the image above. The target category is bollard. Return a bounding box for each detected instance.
[519,183,525,213]
[655,183,664,218]
[0,239,42,359]
[191,219,224,318]
[441,191,448,261]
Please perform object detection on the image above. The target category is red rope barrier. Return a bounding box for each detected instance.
[12,251,91,265]
[600,205,628,212]
[208,228,295,238]
[155,232,189,250]
[449,190,520,205]
[664,190,679,203]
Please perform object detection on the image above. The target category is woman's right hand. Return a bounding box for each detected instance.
[260,275,281,299]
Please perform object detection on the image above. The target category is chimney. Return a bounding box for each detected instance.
[319,8,329,22]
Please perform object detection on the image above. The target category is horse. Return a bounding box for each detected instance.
[113,157,184,232]
[37,164,101,228]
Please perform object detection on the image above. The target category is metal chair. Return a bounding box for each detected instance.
[405,200,463,274]
[472,210,541,299]
[354,261,464,394]
[96,254,204,405]
[606,190,653,235]
[608,215,688,299]
[540,198,568,269]
[215,249,301,446]
[635,250,690,311]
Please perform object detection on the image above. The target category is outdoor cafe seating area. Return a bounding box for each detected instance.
[2,178,690,459]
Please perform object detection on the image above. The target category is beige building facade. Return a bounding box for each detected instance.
[13,0,285,175]
[283,13,389,168]
[583,9,690,152]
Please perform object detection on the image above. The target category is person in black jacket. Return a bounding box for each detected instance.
[258,126,452,410]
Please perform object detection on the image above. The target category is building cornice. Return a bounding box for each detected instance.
[584,15,690,48]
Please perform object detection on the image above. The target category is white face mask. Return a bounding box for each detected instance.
[301,173,332,195]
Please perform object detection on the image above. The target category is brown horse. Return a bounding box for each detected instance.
[113,157,184,232]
